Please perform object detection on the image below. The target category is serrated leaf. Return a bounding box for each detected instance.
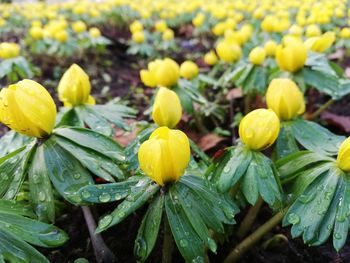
[134,194,163,262]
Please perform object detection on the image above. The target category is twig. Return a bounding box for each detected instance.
[81,206,117,263]
[305,99,334,120]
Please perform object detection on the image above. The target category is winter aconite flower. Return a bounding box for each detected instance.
[58,64,95,107]
[132,31,145,43]
[304,32,335,53]
[249,47,266,65]
[138,127,190,186]
[204,50,218,65]
[266,78,305,120]
[264,40,278,57]
[0,42,20,59]
[275,42,307,73]
[140,58,180,88]
[216,40,242,63]
[0,79,57,138]
[180,61,199,80]
[152,87,182,128]
[239,109,280,151]
[337,137,350,172]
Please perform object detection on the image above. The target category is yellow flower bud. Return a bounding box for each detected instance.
[275,42,307,73]
[0,43,20,59]
[337,137,350,172]
[239,109,280,151]
[152,87,182,128]
[0,80,57,138]
[138,126,190,186]
[162,29,174,41]
[340,28,350,39]
[180,61,199,80]
[58,64,92,106]
[130,20,143,34]
[89,27,101,38]
[192,13,205,27]
[155,20,167,32]
[212,22,226,36]
[261,16,277,32]
[264,40,278,57]
[132,31,145,43]
[72,21,87,33]
[29,26,44,40]
[204,50,218,65]
[266,78,305,120]
[216,40,242,63]
[304,32,335,53]
[54,30,68,43]
[249,47,266,65]
[306,24,321,37]
[289,24,303,36]
[140,69,157,88]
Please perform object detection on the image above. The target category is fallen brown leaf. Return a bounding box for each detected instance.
[321,111,350,133]
[226,88,243,101]
[197,133,225,152]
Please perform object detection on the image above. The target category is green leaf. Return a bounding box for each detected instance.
[78,176,141,203]
[0,212,68,247]
[242,66,267,95]
[0,200,35,218]
[28,146,55,222]
[42,138,94,204]
[134,194,164,262]
[275,122,299,160]
[291,119,345,156]
[96,178,159,232]
[217,146,252,193]
[0,228,49,263]
[54,135,125,182]
[0,131,31,158]
[56,108,83,127]
[54,127,125,162]
[173,85,194,114]
[75,106,114,136]
[165,187,205,262]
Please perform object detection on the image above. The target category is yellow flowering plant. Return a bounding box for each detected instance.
[0,79,128,224]
[57,64,136,136]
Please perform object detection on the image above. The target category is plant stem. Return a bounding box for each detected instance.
[223,209,287,263]
[193,109,208,134]
[237,197,264,239]
[244,94,253,114]
[81,206,116,263]
[162,216,173,263]
[305,99,334,120]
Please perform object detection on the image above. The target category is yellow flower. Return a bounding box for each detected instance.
[152,87,182,128]
[138,126,190,186]
[155,20,167,32]
[54,30,68,43]
[304,32,336,53]
[289,24,303,36]
[0,42,20,59]
[266,78,305,120]
[58,64,94,107]
[132,31,145,43]
[216,40,242,63]
[29,26,44,40]
[0,80,57,138]
[130,20,143,33]
[264,40,278,57]
[337,137,350,172]
[275,42,307,73]
[306,24,321,37]
[340,28,350,39]
[89,27,101,38]
[72,21,87,33]
[140,58,179,88]
[249,47,266,65]
[180,61,199,80]
[162,29,174,41]
[261,16,278,32]
[192,13,205,27]
[239,109,280,151]
[204,50,218,65]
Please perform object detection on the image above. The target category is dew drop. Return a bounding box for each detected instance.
[287,213,300,224]
[99,192,111,203]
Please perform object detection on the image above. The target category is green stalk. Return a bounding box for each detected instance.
[237,197,264,239]
[162,216,174,263]
[224,209,287,263]
[305,99,334,120]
